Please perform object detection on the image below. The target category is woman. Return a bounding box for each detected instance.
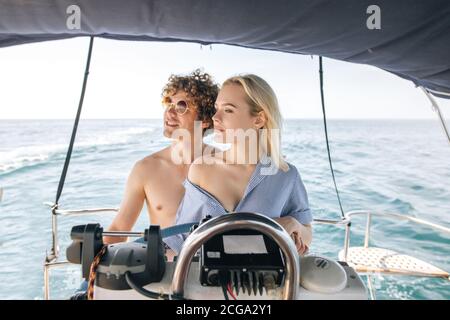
[165,74,312,258]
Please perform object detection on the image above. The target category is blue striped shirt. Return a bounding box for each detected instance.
[164,157,312,254]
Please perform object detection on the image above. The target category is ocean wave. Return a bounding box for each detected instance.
[0,145,62,175]
[0,127,157,175]
[388,197,415,212]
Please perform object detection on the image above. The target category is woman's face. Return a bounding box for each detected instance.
[213,83,264,144]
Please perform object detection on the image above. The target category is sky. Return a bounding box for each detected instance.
[0,37,449,120]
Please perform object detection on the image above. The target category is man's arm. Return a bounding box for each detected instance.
[103,161,147,244]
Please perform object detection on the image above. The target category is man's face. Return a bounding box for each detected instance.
[163,91,199,138]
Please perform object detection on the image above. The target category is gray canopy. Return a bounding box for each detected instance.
[1,0,449,98]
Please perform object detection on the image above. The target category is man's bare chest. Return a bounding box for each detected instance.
[143,169,187,226]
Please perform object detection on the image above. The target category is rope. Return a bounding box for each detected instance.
[87,245,107,300]
[319,56,345,218]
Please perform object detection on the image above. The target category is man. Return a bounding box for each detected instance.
[103,69,219,246]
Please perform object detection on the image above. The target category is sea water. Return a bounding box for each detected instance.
[0,119,449,299]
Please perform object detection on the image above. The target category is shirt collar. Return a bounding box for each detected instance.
[183,154,276,212]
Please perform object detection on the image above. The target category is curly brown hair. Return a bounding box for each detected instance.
[162,69,219,134]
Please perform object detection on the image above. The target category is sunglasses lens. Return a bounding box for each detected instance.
[175,101,188,114]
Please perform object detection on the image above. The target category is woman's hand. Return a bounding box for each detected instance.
[274,216,312,256]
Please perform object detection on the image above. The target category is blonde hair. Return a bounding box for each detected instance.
[223,74,288,172]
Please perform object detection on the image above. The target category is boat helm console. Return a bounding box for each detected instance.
[66,212,367,300]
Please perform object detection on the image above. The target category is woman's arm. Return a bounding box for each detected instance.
[275,216,312,255]
[278,167,313,255]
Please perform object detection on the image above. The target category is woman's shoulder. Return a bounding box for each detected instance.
[285,161,300,176]
[262,160,303,188]
[268,159,300,178]
[189,154,225,186]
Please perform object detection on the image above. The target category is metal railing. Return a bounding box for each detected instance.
[43,203,118,300]
[340,210,450,300]
[341,210,450,262]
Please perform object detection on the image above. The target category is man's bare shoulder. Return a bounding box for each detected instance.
[142,146,173,164]
[133,147,171,176]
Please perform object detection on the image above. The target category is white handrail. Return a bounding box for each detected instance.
[313,218,350,226]
[43,202,118,216]
[55,207,119,216]
[345,210,450,235]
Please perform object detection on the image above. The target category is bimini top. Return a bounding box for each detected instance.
[1,0,450,98]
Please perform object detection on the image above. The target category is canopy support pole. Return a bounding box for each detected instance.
[420,87,450,145]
